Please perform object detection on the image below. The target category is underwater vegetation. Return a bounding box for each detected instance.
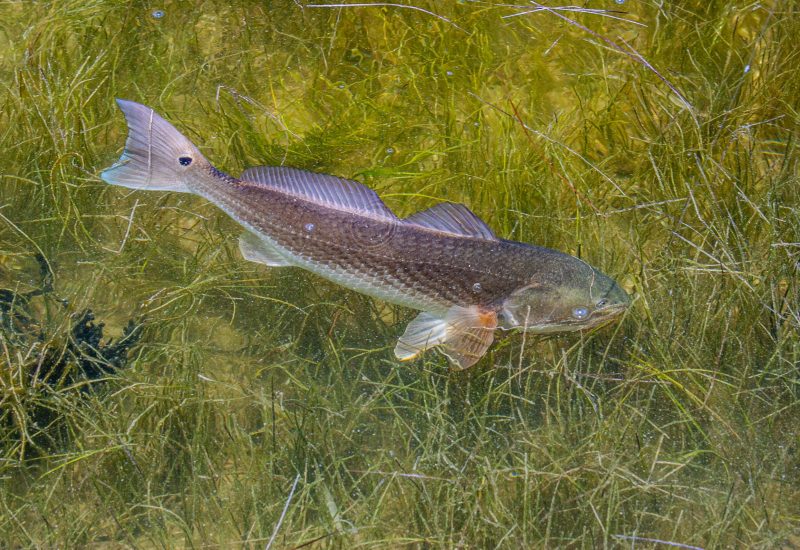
[1,254,142,457]
[0,0,798,547]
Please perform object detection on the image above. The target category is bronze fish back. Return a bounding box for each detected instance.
[196,168,587,313]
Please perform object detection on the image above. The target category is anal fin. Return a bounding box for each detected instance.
[395,306,497,370]
[239,232,293,267]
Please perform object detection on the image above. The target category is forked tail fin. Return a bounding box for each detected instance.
[100,99,208,192]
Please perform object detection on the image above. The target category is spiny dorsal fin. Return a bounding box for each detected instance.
[240,166,397,220]
[404,203,497,240]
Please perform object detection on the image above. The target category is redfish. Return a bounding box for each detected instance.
[101,100,628,369]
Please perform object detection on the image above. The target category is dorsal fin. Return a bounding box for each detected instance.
[404,203,497,240]
[240,166,397,220]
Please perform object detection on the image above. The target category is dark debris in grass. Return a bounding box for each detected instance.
[0,255,143,458]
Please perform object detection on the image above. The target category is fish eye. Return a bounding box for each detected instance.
[178,156,193,166]
[572,307,589,320]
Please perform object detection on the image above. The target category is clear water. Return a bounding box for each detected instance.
[0,1,798,546]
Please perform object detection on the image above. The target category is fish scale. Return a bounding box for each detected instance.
[202,178,457,311]
[207,177,506,305]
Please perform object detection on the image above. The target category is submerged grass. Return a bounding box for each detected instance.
[1,0,799,546]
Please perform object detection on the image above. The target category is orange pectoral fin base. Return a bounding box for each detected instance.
[440,307,498,370]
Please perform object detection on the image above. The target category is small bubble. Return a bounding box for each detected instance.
[614,0,625,4]
[473,121,480,127]
[446,70,454,76]
[472,282,482,292]
[744,64,751,73]
[304,223,315,232]
[337,83,345,89]
[386,147,394,154]
[151,9,165,19]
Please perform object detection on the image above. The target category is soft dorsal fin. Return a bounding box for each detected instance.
[404,203,497,240]
[240,166,397,220]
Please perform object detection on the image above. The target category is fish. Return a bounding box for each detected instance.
[100,99,629,369]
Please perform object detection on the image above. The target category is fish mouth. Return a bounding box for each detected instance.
[515,302,628,334]
[582,303,628,330]
[584,301,628,324]
[595,302,629,318]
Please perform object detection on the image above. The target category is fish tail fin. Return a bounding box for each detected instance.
[100,99,209,192]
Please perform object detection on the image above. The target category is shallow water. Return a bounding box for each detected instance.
[1,1,798,547]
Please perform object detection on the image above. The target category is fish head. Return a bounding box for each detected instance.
[498,262,629,333]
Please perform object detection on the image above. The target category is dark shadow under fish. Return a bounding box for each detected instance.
[100,99,629,369]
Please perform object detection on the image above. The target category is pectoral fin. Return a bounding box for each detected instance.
[395,306,497,370]
[238,232,293,267]
[440,306,498,370]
